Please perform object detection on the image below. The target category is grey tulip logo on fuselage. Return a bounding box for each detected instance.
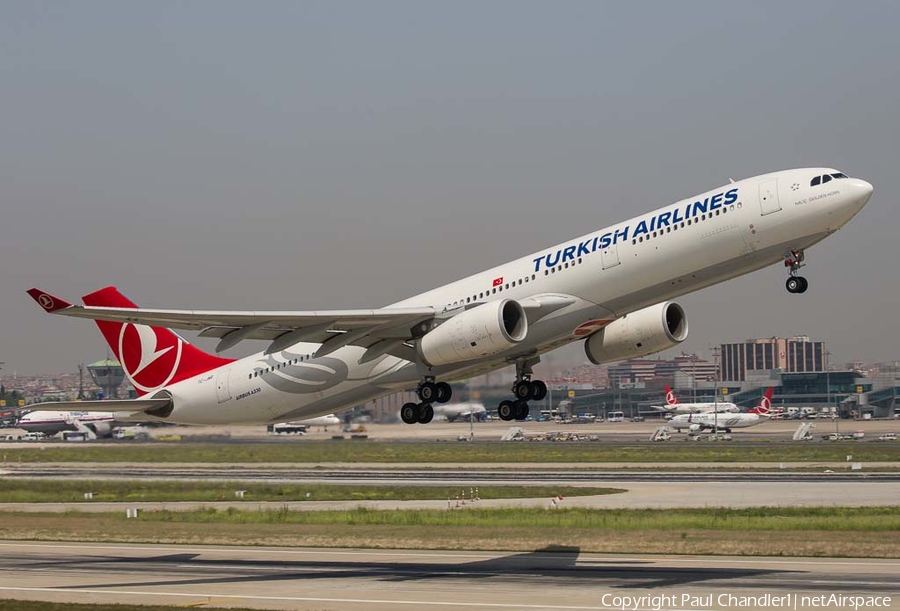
[254,353,350,394]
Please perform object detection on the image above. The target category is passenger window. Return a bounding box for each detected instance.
[822,174,832,184]
[811,176,821,186]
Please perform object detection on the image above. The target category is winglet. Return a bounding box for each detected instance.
[27,288,74,313]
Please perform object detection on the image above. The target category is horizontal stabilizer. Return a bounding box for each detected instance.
[27,288,73,313]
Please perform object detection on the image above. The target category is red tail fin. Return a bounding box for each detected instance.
[82,287,234,396]
[664,385,679,405]
[749,387,774,415]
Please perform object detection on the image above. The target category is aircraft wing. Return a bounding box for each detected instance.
[28,287,436,356]
[15,399,171,414]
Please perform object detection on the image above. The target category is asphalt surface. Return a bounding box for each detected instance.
[1,541,897,610]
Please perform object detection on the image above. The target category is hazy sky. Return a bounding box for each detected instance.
[2,1,898,376]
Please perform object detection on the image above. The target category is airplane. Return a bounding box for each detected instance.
[268,413,342,435]
[651,385,740,414]
[432,402,487,422]
[294,413,342,429]
[24,168,872,427]
[668,387,774,433]
[16,409,127,437]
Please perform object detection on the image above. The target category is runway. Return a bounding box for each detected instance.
[1,541,897,610]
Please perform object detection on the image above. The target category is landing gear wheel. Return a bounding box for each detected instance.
[400,402,420,425]
[797,276,808,293]
[514,400,529,421]
[514,381,534,401]
[498,400,516,422]
[435,382,452,404]
[418,403,434,424]
[531,380,547,401]
[417,382,438,402]
[786,277,802,294]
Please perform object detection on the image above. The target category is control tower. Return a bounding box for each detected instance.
[87,358,125,400]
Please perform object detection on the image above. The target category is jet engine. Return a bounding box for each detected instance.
[88,421,113,438]
[418,299,528,367]
[584,301,688,364]
[689,423,702,433]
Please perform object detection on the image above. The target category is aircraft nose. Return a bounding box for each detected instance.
[848,178,874,208]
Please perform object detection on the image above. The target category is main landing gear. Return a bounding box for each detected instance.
[784,250,809,294]
[400,378,453,425]
[498,360,548,422]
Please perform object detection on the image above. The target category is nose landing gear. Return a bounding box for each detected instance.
[784,250,808,294]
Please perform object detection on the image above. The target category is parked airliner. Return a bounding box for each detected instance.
[651,386,740,414]
[26,168,872,426]
[433,402,487,422]
[669,388,774,433]
[16,410,125,437]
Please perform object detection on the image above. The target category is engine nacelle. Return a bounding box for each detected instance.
[418,299,528,367]
[689,423,702,433]
[88,421,113,437]
[584,301,688,364]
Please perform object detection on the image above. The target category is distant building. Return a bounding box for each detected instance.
[720,336,825,382]
[607,353,717,386]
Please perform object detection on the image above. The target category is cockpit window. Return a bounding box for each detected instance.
[811,172,848,187]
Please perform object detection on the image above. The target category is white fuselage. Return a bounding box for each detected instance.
[16,410,124,436]
[291,414,341,427]
[145,168,871,425]
[433,402,487,421]
[669,411,766,432]
[652,402,740,414]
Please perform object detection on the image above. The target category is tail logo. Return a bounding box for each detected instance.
[37,294,55,311]
[757,396,771,414]
[666,390,677,405]
[118,323,183,393]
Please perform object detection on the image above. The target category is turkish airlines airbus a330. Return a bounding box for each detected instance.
[26,168,872,426]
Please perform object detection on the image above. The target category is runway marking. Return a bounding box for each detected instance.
[3,541,900,568]
[0,586,690,610]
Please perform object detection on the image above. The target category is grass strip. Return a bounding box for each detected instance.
[127,505,900,530]
[0,480,621,503]
[2,507,898,557]
[4,441,900,463]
